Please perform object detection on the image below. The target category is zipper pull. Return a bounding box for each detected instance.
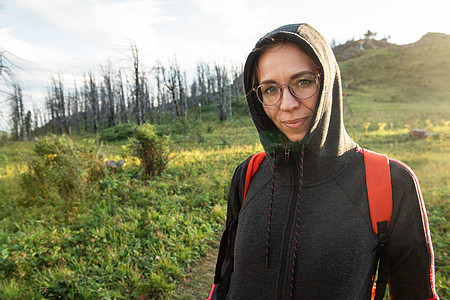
[285,146,290,161]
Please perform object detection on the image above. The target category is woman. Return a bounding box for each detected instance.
[209,24,438,299]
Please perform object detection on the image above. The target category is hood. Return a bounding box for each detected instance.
[244,23,355,159]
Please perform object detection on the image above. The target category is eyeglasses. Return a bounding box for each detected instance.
[253,73,320,106]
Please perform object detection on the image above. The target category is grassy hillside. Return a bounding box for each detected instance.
[340,32,450,130]
[0,33,448,299]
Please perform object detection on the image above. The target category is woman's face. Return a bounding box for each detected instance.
[257,43,319,142]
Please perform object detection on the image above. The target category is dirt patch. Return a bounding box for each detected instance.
[173,241,219,300]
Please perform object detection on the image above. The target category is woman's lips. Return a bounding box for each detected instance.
[282,117,307,129]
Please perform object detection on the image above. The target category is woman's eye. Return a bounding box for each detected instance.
[293,78,312,88]
[263,85,278,95]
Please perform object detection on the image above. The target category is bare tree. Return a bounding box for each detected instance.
[154,62,165,125]
[162,58,182,122]
[101,64,115,128]
[99,84,107,128]
[87,72,99,133]
[206,64,215,104]
[82,75,89,132]
[131,42,143,125]
[196,63,208,107]
[32,103,40,136]
[140,74,153,123]
[116,69,128,124]
[231,63,244,101]
[24,110,32,140]
[176,69,186,121]
[73,81,81,134]
[45,87,56,133]
[51,76,62,134]
[139,72,148,124]
[191,80,202,121]
[66,90,72,135]
[0,49,20,93]
[190,80,198,105]
[50,74,71,134]
[10,84,24,140]
[215,63,228,121]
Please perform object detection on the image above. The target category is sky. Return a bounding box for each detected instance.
[0,0,449,131]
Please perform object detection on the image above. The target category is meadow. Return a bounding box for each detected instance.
[0,105,448,299]
[0,33,449,299]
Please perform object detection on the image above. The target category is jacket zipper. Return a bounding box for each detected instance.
[285,146,291,161]
[276,148,299,299]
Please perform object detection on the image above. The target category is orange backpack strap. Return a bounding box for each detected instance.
[363,148,393,300]
[363,148,393,233]
[243,151,266,204]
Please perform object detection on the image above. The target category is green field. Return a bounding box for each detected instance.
[0,33,449,299]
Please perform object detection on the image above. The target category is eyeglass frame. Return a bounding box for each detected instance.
[252,72,321,106]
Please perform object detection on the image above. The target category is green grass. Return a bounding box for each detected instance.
[0,129,263,299]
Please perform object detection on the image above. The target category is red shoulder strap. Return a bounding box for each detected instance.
[243,151,266,204]
[363,148,393,234]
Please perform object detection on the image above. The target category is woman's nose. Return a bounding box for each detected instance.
[279,86,300,111]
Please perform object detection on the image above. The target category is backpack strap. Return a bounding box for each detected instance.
[243,151,266,204]
[363,148,393,300]
[363,149,393,233]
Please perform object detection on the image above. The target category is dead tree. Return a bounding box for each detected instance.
[197,63,205,106]
[73,81,81,134]
[215,63,228,121]
[131,43,142,125]
[66,90,72,135]
[51,74,68,134]
[24,110,32,140]
[141,74,153,123]
[154,63,165,125]
[102,64,115,128]
[162,59,182,122]
[46,87,56,133]
[32,104,40,136]
[0,49,20,93]
[99,84,107,128]
[116,69,128,124]
[87,72,99,133]
[231,63,244,101]
[139,73,148,124]
[82,76,89,132]
[10,84,24,140]
[206,65,215,105]
[176,69,186,121]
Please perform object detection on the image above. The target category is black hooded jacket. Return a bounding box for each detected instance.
[211,23,438,300]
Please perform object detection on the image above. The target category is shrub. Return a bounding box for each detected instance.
[99,123,137,142]
[128,124,170,178]
[19,135,107,211]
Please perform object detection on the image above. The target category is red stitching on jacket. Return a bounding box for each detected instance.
[289,145,305,298]
[265,151,276,267]
[390,158,439,300]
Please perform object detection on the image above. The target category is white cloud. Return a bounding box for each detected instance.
[11,0,167,43]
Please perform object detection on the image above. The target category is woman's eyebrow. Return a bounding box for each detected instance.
[289,70,316,79]
[259,79,278,85]
[259,70,316,85]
